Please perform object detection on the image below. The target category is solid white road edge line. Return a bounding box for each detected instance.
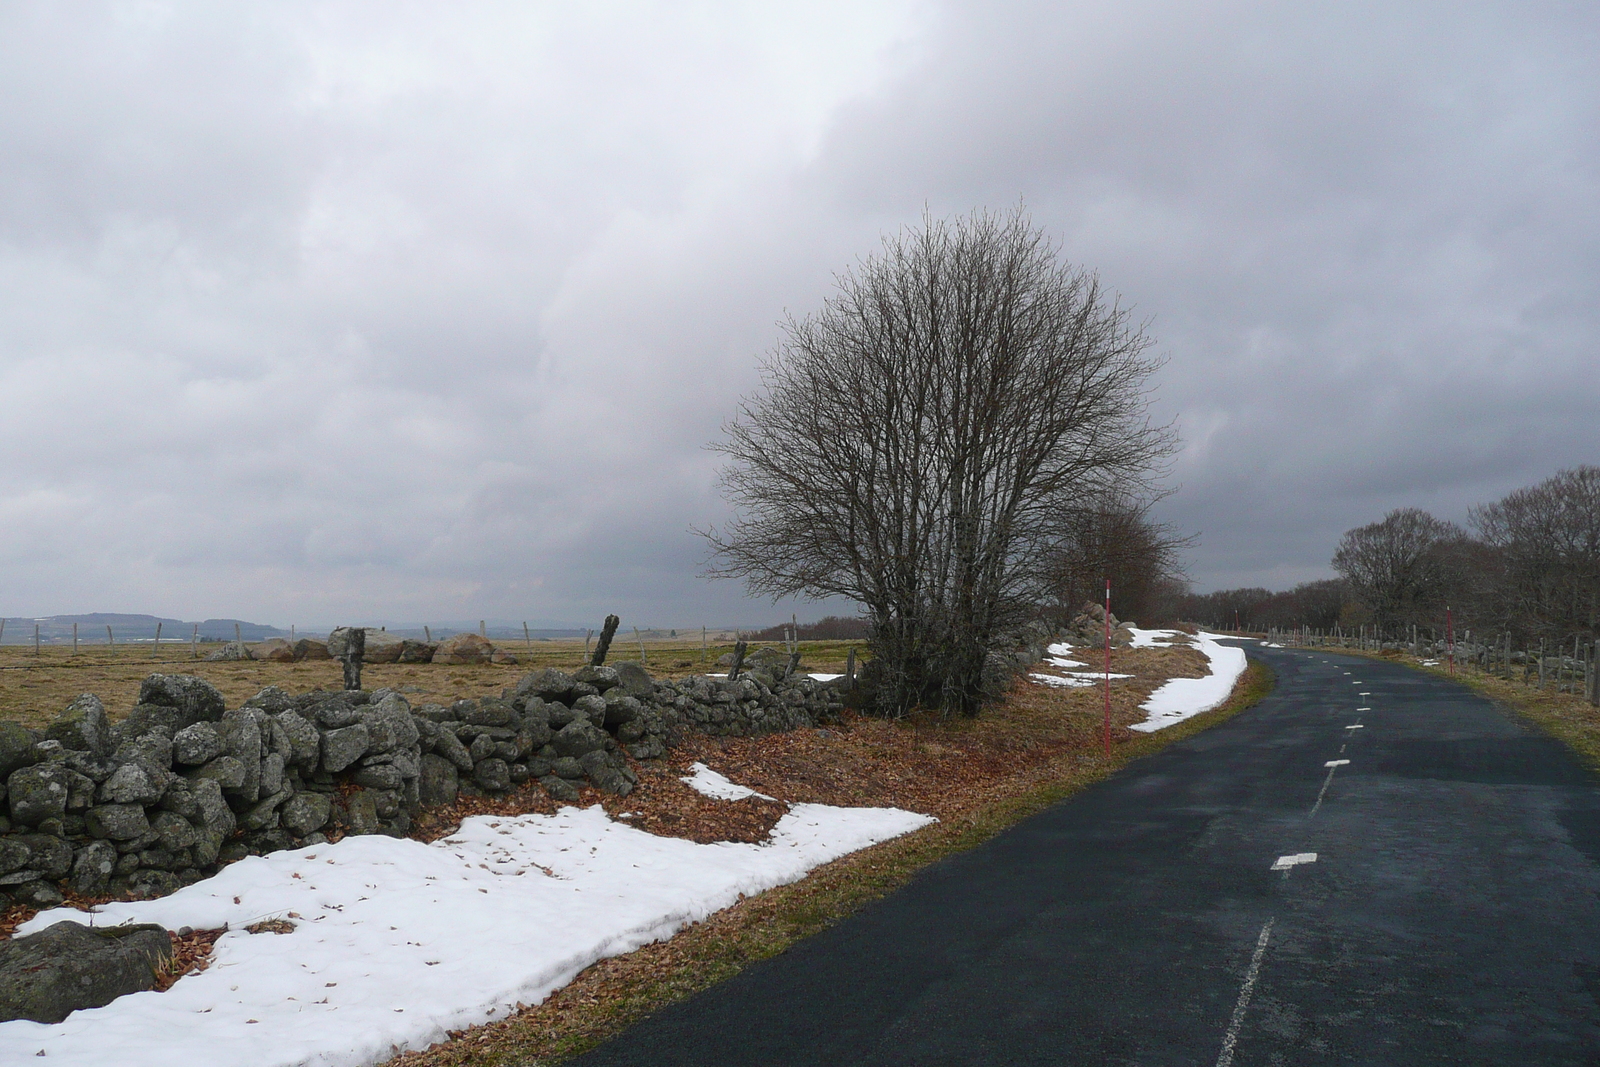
[1215,917,1276,1067]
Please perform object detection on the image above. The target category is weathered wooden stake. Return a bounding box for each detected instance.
[727,639,748,680]
[479,620,486,638]
[107,625,114,651]
[846,646,856,689]
[155,621,163,647]
[192,624,199,659]
[634,625,647,665]
[584,629,593,656]
[35,623,41,655]
[591,615,620,667]
[424,625,432,643]
[702,626,708,664]
[73,622,78,655]
[524,622,532,649]
[234,622,242,645]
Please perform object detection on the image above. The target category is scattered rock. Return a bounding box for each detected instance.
[432,633,495,665]
[253,638,297,663]
[280,792,332,837]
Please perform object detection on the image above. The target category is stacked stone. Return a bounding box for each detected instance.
[0,659,846,909]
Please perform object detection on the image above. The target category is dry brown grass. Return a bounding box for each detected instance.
[0,638,871,729]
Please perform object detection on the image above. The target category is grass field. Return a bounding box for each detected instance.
[0,638,870,729]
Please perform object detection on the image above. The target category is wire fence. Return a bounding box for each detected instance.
[1265,625,1600,705]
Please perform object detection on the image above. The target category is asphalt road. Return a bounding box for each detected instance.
[572,644,1600,1065]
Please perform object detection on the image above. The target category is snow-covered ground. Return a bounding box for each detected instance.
[3,790,933,1066]
[1129,631,1249,733]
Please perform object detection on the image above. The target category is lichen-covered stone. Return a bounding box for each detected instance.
[358,694,419,754]
[280,792,331,837]
[418,753,459,807]
[85,803,150,841]
[275,710,320,767]
[474,758,511,793]
[99,762,167,806]
[150,810,199,851]
[7,763,73,827]
[321,723,370,773]
[172,722,224,765]
[551,720,606,759]
[70,840,118,895]
[186,755,247,791]
[45,694,109,755]
[136,673,227,727]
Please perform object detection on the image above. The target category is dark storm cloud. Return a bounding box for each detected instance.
[0,1,1594,627]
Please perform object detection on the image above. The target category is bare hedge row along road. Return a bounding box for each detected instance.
[575,642,1600,1065]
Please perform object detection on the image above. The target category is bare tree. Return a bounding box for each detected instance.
[1040,492,1191,624]
[1470,465,1600,639]
[1332,508,1468,633]
[703,207,1175,717]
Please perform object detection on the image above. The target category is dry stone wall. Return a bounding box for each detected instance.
[0,663,845,909]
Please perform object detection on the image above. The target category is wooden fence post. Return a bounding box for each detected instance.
[107,625,115,652]
[524,622,532,649]
[634,625,647,666]
[192,624,199,658]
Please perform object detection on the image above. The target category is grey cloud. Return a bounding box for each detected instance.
[0,1,1594,628]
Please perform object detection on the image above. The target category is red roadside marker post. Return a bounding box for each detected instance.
[1104,579,1112,758]
[1447,606,1455,677]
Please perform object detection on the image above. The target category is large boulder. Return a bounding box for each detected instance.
[0,920,172,1023]
[361,630,406,664]
[292,638,332,661]
[137,674,227,728]
[205,641,253,662]
[432,633,495,665]
[397,639,436,663]
[252,638,296,663]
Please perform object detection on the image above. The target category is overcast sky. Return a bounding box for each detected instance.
[1,1,1594,629]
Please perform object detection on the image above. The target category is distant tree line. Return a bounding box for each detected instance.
[1179,466,1600,645]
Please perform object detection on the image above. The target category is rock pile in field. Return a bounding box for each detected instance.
[206,631,518,665]
[0,662,845,907]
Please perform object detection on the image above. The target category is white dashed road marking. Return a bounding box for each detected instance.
[1215,918,1275,1067]
[1324,759,1350,768]
[1272,853,1318,870]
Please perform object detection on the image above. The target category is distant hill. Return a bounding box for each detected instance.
[0,614,287,644]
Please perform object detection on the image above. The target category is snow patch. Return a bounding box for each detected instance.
[3,800,933,1067]
[1129,632,1249,732]
[681,762,775,802]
